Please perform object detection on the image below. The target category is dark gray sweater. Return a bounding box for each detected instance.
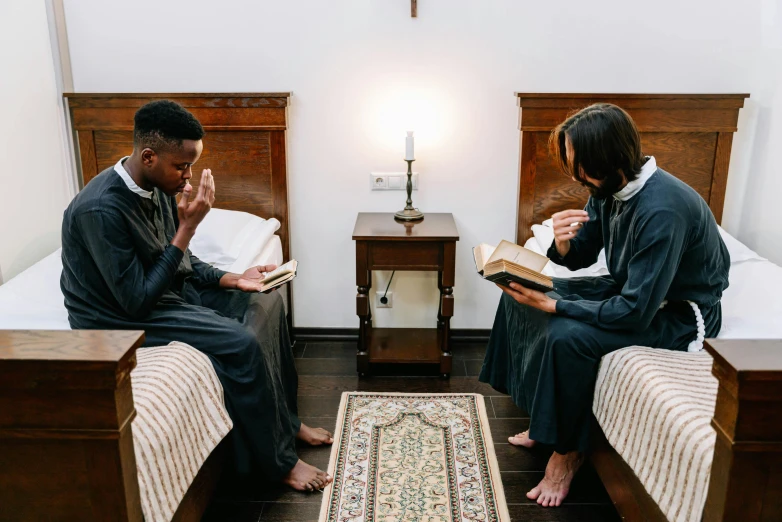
[548,168,730,332]
[61,167,226,324]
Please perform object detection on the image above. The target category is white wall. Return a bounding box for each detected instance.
[724,0,782,266]
[62,0,780,328]
[0,1,72,282]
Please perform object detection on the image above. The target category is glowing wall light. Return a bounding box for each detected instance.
[363,84,454,158]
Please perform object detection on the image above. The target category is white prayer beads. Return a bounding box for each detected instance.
[659,300,705,352]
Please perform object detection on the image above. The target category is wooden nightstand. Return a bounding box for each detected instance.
[352,212,459,377]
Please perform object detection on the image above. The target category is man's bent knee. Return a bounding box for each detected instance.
[547,316,589,348]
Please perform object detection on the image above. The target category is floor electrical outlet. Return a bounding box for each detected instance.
[376,291,393,308]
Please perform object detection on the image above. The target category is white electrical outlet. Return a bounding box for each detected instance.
[371,174,388,190]
[376,291,393,308]
[370,173,418,191]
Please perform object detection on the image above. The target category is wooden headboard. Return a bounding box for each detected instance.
[64,92,292,264]
[515,93,749,245]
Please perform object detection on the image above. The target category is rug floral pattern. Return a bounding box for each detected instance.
[321,393,508,522]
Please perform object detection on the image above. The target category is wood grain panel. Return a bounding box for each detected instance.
[189,131,274,217]
[270,130,290,262]
[66,93,289,109]
[77,130,98,186]
[0,330,143,522]
[642,132,717,199]
[711,132,734,224]
[517,131,537,245]
[703,340,782,522]
[368,241,443,270]
[516,92,748,105]
[521,107,741,132]
[73,107,286,131]
[94,130,134,172]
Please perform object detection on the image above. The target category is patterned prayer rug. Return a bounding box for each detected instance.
[319,392,510,522]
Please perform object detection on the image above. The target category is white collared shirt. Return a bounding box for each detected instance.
[115,157,153,199]
[613,156,657,202]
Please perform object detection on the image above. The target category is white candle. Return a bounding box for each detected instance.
[405,131,415,161]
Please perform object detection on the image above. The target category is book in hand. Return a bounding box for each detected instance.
[473,240,554,293]
[259,259,297,292]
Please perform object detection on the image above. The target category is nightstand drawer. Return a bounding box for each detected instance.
[368,241,443,270]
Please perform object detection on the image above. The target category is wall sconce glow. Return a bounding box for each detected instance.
[364,85,453,157]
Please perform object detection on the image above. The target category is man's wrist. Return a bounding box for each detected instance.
[219,273,240,289]
[555,240,571,258]
[171,226,197,252]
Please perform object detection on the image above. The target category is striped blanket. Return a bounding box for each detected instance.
[594,347,717,522]
[131,342,233,522]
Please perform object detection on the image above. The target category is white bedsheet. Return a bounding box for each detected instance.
[522,237,782,339]
[0,235,282,331]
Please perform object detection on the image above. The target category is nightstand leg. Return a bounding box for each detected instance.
[357,285,370,375]
[356,241,370,376]
[439,274,454,376]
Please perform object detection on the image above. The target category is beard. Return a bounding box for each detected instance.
[582,173,626,200]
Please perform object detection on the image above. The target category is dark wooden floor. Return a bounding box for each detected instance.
[202,341,620,522]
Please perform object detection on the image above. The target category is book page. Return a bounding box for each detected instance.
[262,259,297,285]
[260,272,295,292]
[487,240,548,272]
[473,243,497,273]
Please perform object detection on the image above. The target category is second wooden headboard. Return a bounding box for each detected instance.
[515,93,749,245]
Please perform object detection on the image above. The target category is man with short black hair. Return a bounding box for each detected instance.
[480,103,730,506]
[61,100,332,492]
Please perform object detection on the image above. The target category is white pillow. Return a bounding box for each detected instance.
[717,226,766,264]
[190,208,280,270]
[533,220,609,278]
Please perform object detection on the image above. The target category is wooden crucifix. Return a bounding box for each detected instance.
[411,0,417,17]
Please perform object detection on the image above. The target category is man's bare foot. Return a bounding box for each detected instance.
[527,451,584,507]
[297,423,334,446]
[508,430,536,448]
[282,460,332,492]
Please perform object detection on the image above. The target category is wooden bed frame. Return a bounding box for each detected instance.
[515,93,782,521]
[0,93,292,522]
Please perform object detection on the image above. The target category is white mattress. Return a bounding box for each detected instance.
[521,237,782,339]
[0,235,282,331]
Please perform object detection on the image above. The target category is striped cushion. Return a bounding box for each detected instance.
[593,347,717,522]
[131,342,233,522]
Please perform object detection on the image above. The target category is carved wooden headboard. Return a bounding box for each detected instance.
[515,93,749,245]
[64,92,292,263]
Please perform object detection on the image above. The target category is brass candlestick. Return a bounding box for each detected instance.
[394,159,424,221]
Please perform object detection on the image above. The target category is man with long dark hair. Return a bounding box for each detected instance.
[61,100,332,492]
[480,103,729,506]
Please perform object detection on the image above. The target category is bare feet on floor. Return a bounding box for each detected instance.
[297,423,334,445]
[527,451,584,507]
[282,460,332,492]
[508,430,536,448]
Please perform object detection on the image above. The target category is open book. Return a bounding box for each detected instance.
[259,259,298,292]
[473,241,553,293]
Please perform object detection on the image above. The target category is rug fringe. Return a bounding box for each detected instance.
[318,391,349,522]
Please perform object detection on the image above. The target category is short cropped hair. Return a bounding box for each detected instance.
[549,103,645,185]
[133,100,204,153]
